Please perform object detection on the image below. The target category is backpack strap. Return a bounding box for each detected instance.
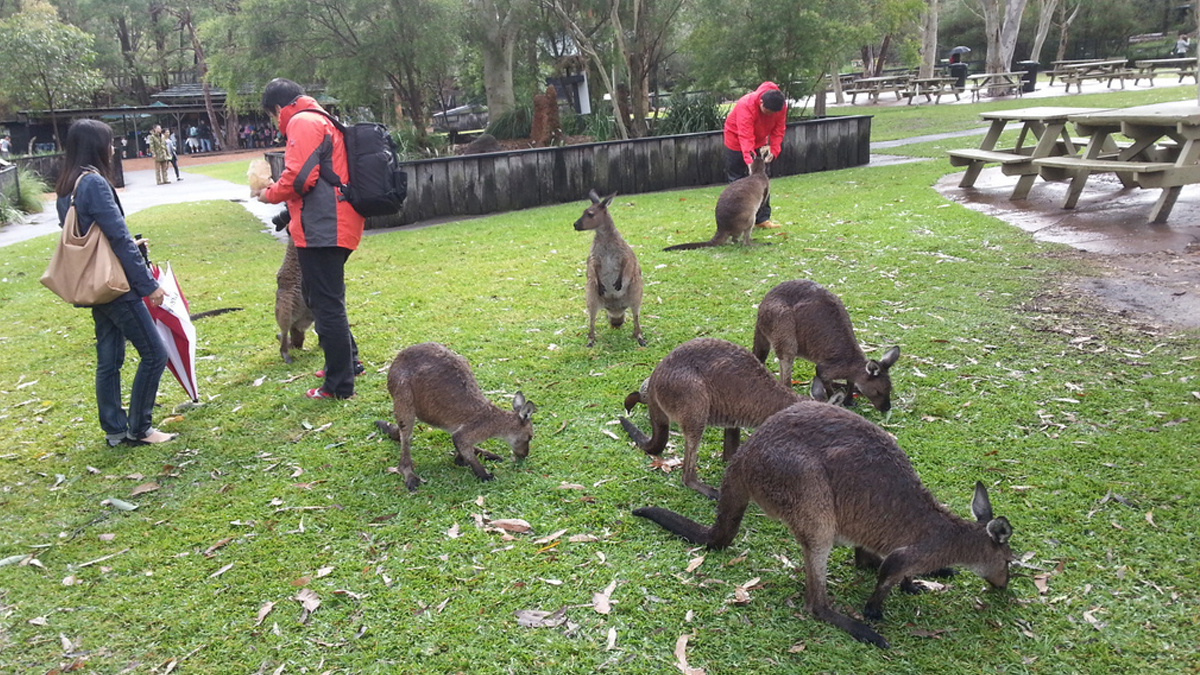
[296,109,348,190]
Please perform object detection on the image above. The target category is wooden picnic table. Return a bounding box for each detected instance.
[964,72,1025,101]
[1032,101,1200,223]
[906,76,961,104]
[1132,57,1198,85]
[1053,59,1131,93]
[947,106,1109,200]
[845,74,912,104]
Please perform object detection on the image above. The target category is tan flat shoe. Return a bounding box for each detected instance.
[755,220,782,229]
[130,429,178,445]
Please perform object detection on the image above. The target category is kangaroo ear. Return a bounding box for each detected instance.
[518,400,537,421]
[865,360,882,377]
[971,481,994,522]
[512,391,526,411]
[987,517,1013,545]
[600,192,617,208]
[588,189,601,204]
[879,346,900,369]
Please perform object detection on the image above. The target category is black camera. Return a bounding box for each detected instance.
[271,209,291,232]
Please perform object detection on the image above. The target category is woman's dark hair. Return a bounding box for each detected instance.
[55,119,114,197]
[262,78,305,113]
[761,89,786,112]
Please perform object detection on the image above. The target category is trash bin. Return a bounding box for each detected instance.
[1016,60,1040,93]
[949,62,969,91]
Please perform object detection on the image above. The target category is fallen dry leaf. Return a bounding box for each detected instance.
[568,534,599,543]
[1145,510,1157,528]
[203,537,233,557]
[685,556,705,574]
[255,601,276,626]
[61,575,81,586]
[533,528,568,545]
[29,616,49,626]
[593,580,617,615]
[1083,607,1106,629]
[129,482,159,497]
[488,518,531,533]
[297,588,321,613]
[556,482,586,490]
[446,523,461,539]
[1033,574,1051,595]
[209,563,234,579]
[648,456,683,473]
[673,634,705,675]
[316,565,334,578]
[98,533,116,542]
[514,607,567,628]
[787,641,806,653]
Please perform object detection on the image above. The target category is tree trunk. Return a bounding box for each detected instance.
[115,15,151,105]
[546,0,628,139]
[979,0,1029,73]
[1029,0,1059,64]
[477,0,519,118]
[1053,0,1081,63]
[919,0,940,78]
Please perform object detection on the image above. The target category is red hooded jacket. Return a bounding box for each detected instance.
[262,95,365,249]
[723,82,787,166]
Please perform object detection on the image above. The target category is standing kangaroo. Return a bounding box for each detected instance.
[275,239,313,364]
[663,150,769,251]
[753,279,900,412]
[374,342,536,491]
[619,338,832,499]
[575,190,645,347]
[634,401,1013,649]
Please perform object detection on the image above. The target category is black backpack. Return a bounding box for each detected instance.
[300,109,408,218]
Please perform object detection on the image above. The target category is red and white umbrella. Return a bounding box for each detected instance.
[143,262,198,402]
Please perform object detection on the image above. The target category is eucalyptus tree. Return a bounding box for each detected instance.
[207,0,462,133]
[0,1,103,149]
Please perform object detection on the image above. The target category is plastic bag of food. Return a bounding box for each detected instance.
[247,159,273,192]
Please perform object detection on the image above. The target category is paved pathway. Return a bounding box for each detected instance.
[0,165,281,248]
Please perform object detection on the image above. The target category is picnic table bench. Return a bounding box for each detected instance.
[1031,101,1200,223]
[844,74,912,104]
[964,72,1024,101]
[903,76,961,104]
[1054,59,1133,93]
[1132,57,1198,85]
[946,106,1107,199]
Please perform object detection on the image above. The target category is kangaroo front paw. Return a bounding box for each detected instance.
[862,604,884,622]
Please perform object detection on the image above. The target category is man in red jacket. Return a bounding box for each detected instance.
[255,78,366,400]
[723,81,787,228]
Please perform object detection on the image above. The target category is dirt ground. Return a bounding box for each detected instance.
[936,169,1200,333]
[120,148,267,173]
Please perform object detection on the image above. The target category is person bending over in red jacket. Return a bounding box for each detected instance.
[254,78,366,400]
[722,81,787,229]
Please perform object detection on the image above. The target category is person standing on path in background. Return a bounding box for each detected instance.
[54,119,176,447]
[147,125,171,185]
[253,78,366,400]
[166,130,182,181]
[0,134,11,159]
[723,82,787,229]
[1174,32,1191,57]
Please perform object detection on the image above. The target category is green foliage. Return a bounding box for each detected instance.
[653,92,725,135]
[14,167,49,214]
[580,112,617,142]
[485,105,533,140]
[0,2,103,116]
[390,124,448,160]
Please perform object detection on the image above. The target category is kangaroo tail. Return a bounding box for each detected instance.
[190,307,244,320]
[619,416,654,451]
[632,506,712,545]
[663,240,718,252]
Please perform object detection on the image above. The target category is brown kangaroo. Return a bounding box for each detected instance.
[619,337,832,499]
[752,279,900,412]
[663,150,769,251]
[275,239,313,363]
[633,400,1013,649]
[575,190,645,347]
[374,342,536,491]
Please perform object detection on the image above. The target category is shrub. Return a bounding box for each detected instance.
[654,92,724,136]
[390,124,448,161]
[15,167,48,214]
[485,106,533,140]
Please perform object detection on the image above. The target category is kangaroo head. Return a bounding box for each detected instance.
[854,345,901,413]
[970,481,1014,589]
[749,149,768,176]
[509,391,537,459]
[574,190,616,231]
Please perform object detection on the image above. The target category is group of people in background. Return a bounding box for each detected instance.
[238,123,281,149]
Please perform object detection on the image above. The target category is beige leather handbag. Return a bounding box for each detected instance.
[40,172,130,305]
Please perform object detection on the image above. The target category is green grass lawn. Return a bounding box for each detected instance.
[185,159,255,185]
[1,98,1197,674]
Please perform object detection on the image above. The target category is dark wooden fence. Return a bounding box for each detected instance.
[11,153,125,188]
[0,165,18,201]
[268,115,870,229]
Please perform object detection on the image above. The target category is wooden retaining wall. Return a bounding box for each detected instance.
[268,115,870,229]
[13,153,125,188]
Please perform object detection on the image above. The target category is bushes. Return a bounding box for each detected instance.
[485,106,533,140]
[0,166,49,224]
[654,92,724,136]
[390,124,448,161]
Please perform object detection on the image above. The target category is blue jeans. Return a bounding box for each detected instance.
[92,299,168,440]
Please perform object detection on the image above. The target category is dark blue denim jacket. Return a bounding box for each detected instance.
[56,172,159,302]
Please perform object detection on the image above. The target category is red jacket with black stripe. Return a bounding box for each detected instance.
[262,96,365,249]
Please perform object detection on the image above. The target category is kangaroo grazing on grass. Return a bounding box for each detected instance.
[633,400,1013,649]
[275,239,314,364]
[575,190,645,347]
[374,342,536,491]
[753,279,900,412]
[619,337,834,499]
[663,150,770,251]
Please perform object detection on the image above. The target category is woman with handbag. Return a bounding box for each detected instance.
[54,119,176,447]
